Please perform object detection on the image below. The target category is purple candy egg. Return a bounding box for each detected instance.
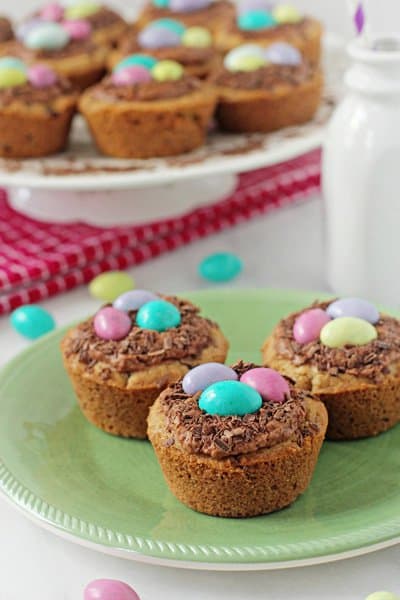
[240,367,290,403]
[182,362,238,395]
[28,64,58,87]
[41,2,64,21]
[293,308,331,344]
[94,307,132,340]
[16,18,45,41]
[326,298,380,324]
[113,290,159,312]
[264,42,302,65]
[238,0,272,16]
[169,0,212,13]
[112,65,153,86]
[138,25,182,49]
[84,579,141,600]
[62,19,92,40]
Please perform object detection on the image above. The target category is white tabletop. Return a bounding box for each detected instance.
[1,196,399,600]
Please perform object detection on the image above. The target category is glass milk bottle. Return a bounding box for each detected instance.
[323,36,400,306]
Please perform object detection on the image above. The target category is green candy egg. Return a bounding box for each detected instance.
[65,1,101,19]
[320,317,377,349]
[89,271,135,302]
[114,54,158,72]
[152,59,184,81]
[182,26,212,48]
[136,299,181,332]
[272,4,302,24]
[199,380,262,417]
[230,54,265,71]
[10,305,55,340]
[0,68,27,89]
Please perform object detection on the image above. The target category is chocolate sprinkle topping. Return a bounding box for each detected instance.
[90,75,202,102]
[210,62,314,92]
[0,79,76,107]
[160,360,313,458]
[86,6,126,30]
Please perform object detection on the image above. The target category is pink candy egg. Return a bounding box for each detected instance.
[94,307,131,341]
[41,2,64,21]
[112,65,152,86]
[240,367,289,403]
[84,579,141,600]
[293,308,331,344]
[62,19,92,40]
[28,64,58,87]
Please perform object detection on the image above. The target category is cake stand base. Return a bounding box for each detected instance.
[7,174,238,226]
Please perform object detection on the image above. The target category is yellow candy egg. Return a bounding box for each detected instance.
[230,55,266,72]
[272,4,302,24]
[0,68,27,89]
[152,60,184,81]
[320,317,378,349]
[182,27,212,48]
[65,1,100,19]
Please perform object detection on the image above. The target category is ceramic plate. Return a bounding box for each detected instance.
[0,289,399,570]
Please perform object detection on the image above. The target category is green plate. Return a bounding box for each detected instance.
[0,289,399,570]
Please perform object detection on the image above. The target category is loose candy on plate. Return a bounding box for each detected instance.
[84,579,141,600]
[113,290,159,312]
[198,252,243,282]
[136,299,181,332]
[320,317,378,349]
[199,380,262,416]
[293,308,331,344]
[240,367,289,403]
[94,306,132,341]
[326,297,380,324]
[89,271,135,302]
[182,363,238,395]
[10,305,55,340]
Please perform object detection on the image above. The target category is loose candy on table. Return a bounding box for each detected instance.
[136,299,181,332]
[113,290,159,312]
[62,19,92,40]
[0,68,27,88]
[25,22,70,50]
[112,65,153,85]
[293,308,331,345]
[138,25,182,49]
[224,43,265,71]
[237,10,277,31]
[320,317,377,349]
[152,59,184,81]
[114,54,158,72]
[10,305,55,340]
[84,579,141,600]
[272,4,302,24]
[64,1,100,20]
[240,367,289,403]
[94,307,132,341]
[365,593,400,600]
[182,363,238,395]
[264,42,302,65]
[89,271,135,302]
[41,2,64,21]
[326,298,380,324]
[182,26,212,47]
[198,252,243,282]
[199,380,262,416]
[28,64,58,87]
[169,0,212,13]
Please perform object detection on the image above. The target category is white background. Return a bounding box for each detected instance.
[1,1,400,600]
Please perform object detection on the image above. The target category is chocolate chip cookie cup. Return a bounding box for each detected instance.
[147,361,327,517]
[211,42,323,133]
[0,57,78,158]
[61,291,229,439]
[262,298,400,440]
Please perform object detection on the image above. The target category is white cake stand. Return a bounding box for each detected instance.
[0,35,344,226]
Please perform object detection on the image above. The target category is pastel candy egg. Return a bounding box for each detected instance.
[151,18,186,35]
[94,307,131,341]
[182,26,212,48]
[293,308,331,344]
[224,44,265,70]
[198,252,243,282]
[229,54,265,71]
[17,18,46,41]
[41,3,64,21]
[113,290,159,312]
[199,380,262,416]
[62,19,92,40]
[136,299,181,331]
[238,0,272,15]
[89,271,135,302]
[25,22,70,50]
[169,0,212,13]
[272,4,302,24]
[64,2,100,19]
[365,593,400,600]
[10,305,55,340]
[138,25,182,49]
[182,363,238,395]
[0,69,27,89]
[264,42,302,65]
[237,10,277,31]
[320,317,378,349]
[114,54,157,72]
[240,368,289,403]
[0,57,27,72]
[84,579,141,600]
[112,65,153,85]
[152,59,184,81]
[153,0,169,7]
[28,64,58,87]
[326,298,380,324]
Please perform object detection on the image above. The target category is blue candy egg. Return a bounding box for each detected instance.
[114,54,158,72]
[113,290,159,312]
[264,42,302,65]
[136,299,181,332]
[182,363,238,395]
[0,57,27,73]
[199,380,262,416]
[152,18,186,35]
[326,298,380,324]
[10,305,55,340]
[199,252,243,283]
[237,10,277,31]
[153,0,170,7]
[25,22,70,50]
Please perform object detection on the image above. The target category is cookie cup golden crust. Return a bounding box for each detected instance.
[262,333,400,440]
[136,1,235,33]
[0,97,77,158]
[61,324,229,439]
[148,397,327,517]
[214,68,322,133]
[91,21,128,48]
[79,86,217,158]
